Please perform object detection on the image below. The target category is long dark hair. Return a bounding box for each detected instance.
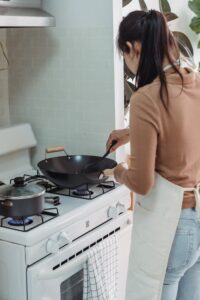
[118,10,183,110]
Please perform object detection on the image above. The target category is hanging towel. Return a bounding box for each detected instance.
[83,235,118,300]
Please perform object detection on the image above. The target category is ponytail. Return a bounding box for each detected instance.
[118,10,183,110]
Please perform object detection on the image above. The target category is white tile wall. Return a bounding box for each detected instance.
[7,0,124,166]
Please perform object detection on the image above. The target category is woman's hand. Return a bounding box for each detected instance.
[106,128,130,152]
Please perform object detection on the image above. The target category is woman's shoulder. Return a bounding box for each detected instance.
[130,81,161,106]
[131,68,200,105]
[130,84,161,122]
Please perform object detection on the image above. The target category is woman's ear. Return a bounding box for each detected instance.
[125,41,141,59]
[133,41,142,57]
[125,41,135,59]
[126,41,133,52]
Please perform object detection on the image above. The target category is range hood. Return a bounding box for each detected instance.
[0,0,55,27]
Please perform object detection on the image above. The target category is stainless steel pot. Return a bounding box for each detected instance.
[0,177,45,217]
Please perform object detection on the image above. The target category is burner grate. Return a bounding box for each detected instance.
[47,180,117,200]
[19,171,118,200]
[0,208,59,232]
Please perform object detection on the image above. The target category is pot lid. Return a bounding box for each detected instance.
[0,177,45,200]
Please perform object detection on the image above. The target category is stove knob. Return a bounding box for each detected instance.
[116,202,126,214]
[107,206,118,219]
[46,238,59,254]
[58,232,72,245]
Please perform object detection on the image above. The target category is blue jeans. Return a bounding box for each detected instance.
[161,208,200,300]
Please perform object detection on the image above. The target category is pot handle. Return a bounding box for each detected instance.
[45,147,68,160]
[0,199,13,208]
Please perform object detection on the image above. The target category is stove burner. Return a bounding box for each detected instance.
[0,208,59,232]
[8,217,33,226]
[46,180,117,200]
[73,187,93,197]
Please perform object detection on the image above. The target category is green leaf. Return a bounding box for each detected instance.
[123,0,132,7]
[198,40,200,48]
[198,62,200,72]
[188,0,200,16]
[164,12,178,22]
[139,0,148,12]
[190,16,200,33]
[173,31,194,57]
[159,0,171,13]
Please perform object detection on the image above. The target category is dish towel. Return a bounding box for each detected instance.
[83,235,118,300]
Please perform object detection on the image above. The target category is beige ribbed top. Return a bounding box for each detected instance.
[116,68,200,206]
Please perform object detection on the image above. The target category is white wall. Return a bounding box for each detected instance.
[7,0,121,166]
[0,29,9,127]
[123,0,200,66]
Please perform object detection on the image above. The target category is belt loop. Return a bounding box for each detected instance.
[194,187,200,214]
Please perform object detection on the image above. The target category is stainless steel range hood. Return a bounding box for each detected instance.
[0,0,55,27]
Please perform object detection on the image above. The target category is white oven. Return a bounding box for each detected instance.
[0,124,133,300]
[27,212,132,300]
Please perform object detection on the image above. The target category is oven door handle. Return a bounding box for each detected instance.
[38,252,87,280]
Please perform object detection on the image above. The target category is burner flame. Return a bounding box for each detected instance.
[8,217,33,226]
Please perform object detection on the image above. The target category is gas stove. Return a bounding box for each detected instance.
[0,124,132,300]
[0,169,120,233]
[0,173,130,246]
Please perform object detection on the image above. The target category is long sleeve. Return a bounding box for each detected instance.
[114,91,160,195]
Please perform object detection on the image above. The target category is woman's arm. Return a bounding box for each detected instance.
[114,91,160,195]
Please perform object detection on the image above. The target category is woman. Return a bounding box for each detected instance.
[106,9,200,300]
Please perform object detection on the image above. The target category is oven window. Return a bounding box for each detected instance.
[60,269,83,300]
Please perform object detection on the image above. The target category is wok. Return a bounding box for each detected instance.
[38,147,117,188]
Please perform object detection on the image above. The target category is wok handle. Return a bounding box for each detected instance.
[0,200,13,208]
[46,147,65,153]
[45,147,68,160]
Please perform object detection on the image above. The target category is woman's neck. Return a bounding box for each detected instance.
[163,60,180,72]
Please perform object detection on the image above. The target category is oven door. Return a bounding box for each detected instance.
[27,212,132,300]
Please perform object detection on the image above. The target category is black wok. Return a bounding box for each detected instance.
[38,147,117,188]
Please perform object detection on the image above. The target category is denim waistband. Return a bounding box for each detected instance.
[180,207,200,220]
